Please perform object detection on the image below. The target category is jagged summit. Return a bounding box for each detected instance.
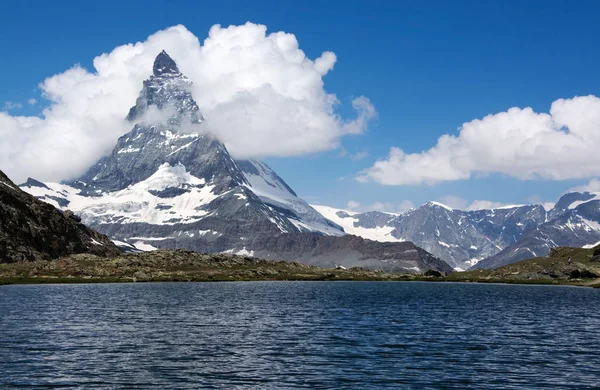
[126,50,202,124]
[153,50,181,76]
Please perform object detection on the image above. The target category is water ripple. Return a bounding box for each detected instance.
[1,281,599,389]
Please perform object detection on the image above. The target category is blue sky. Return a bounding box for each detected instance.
[1,0,599,212]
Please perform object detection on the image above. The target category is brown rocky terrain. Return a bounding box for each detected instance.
[0,170,121,262]
[446,245,600,287]
[0,250,427,284]
[2,245,599,287]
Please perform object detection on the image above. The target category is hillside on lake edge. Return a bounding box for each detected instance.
[2,245,599,288]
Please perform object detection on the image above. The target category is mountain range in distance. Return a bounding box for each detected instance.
[313,193,600,270]
[16,51,600,272]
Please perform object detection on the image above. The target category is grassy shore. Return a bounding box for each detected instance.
[2,247,599,288]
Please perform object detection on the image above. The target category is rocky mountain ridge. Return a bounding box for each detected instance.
[0,170,120,263]
[473,192,600,269]
[313,191,600,270]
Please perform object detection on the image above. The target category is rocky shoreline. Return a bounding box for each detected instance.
[2,247,599,288]
[0,250,429,285]
[446,246,600,288]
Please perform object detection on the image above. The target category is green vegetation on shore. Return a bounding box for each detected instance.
[445,246,600,288]
[2,246,600,288]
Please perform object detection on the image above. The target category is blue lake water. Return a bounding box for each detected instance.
[1,281,599,389]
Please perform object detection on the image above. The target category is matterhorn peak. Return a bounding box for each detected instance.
[126,50,202,124]
[152,50,180,76]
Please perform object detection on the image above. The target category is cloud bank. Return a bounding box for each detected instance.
[2,101,23,111]
[346,199,415,214]
[569,178,600,193]
[358,95,600,185]
[0,23,375,183]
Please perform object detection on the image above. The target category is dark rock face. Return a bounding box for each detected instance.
[152,50,180,76]
[473,194,600,269]
[126,50,202,126]
[135,231,453,274]
[249,234,454,274]
[323,202,548,269]
[0,170,120,263]
[548,192,595,220]
[390,203,548,269]
[69,126,245,195]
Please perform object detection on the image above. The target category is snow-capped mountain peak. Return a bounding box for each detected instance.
[127,50,203,126]
[18,50,454,275]
[311,201,550,270]
[21,50,346,253]
[311,191,600,271]
[153,50,182,76]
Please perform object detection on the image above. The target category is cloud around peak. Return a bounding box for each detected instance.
[0,22,375,183]
[357,95,600,185]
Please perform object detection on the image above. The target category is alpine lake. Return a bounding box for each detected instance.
[1,281,599,389]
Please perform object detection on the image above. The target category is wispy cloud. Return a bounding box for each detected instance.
[346,199,415,214]
[2,101,22,111]
[569,178,600,193]
[351,151,369,161]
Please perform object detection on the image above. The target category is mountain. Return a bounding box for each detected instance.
[245,233,452,273]
[314,191,600,270]
[473,192,600,269]
[19,51,450,274]
[313,202,547,270]
[447,245,600,287]
[0,170,120,263]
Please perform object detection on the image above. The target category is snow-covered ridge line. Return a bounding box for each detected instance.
[22,158,344,237]
[568,192,600,210]
[427,201,453,211]
[239,160,344,236]
[21,163,218,226]
[311,204,403,243]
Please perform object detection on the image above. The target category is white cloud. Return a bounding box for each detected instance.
[368,200,415,214]
[569,178,600,193]
[358,96,600,185]
[527,195,555,211]
[27,98,37,105]
[351,151,369,161]
[346,200,361,210]
[3,101,22,111]
[466,200,513,211]
[396,200,416,213]
[437,196,468,210]
[0,23,375,183]
[347,199,415,214]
